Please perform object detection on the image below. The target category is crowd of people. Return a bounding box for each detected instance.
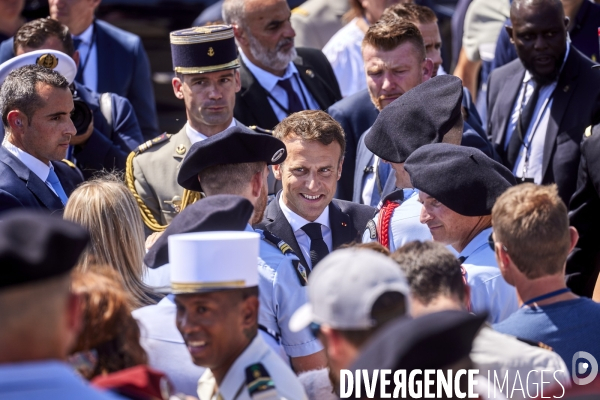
[1,0,600,399]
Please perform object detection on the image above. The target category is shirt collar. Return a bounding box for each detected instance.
[523,41,571,84]
[199,335,270,400]
[73,22,94,45]
[458,226,493,259]
[239,48,298,92]
[3,140,52,182]
[278,194,330,233]
[185,119,236,145]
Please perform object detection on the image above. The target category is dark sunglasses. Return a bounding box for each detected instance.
[488,232,508,252]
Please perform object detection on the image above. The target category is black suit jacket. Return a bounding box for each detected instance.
[567,128,600,297]
[255,193,375,269]
[0,147,83,215]
[487,48,600,204]
[234,47,342,130]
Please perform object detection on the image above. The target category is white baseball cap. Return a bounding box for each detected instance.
[168,231,260,294]
[0,49,77,86]
[289,248,410,332]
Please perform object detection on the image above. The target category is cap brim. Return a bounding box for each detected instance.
[289,303,314,332]
[593,65,600,69]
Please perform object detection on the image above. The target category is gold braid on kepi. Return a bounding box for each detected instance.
[124,134,202,232]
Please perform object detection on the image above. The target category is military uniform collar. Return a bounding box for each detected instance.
[197,334,270,400]
[185,119,237,145]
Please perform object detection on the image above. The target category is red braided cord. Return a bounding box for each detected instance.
[378,200,401,249]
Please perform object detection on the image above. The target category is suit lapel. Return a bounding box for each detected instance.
[295,55,329,110]
[329,200,353,250]
[94,22,114,93]
[239,59,280,129]
[494,67,526,146]
[263,196,310,268]
[543,51,579,179]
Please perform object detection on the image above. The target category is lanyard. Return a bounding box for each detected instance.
[522,288,571,307]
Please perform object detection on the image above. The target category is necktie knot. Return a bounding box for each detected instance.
[72,38,83,50]
[302,222,323,240]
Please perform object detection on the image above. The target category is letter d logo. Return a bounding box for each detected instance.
[572,351,598,385]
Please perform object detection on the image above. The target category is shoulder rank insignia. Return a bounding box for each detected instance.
[245,363,277,400]
[135,132,172,155]
[60,159,77,169]
[261,229,308,286]
[366,219,377,240]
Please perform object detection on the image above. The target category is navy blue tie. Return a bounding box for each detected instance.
[301,223,329,268]
[277,77,304,114]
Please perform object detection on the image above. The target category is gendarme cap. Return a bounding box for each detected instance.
[289,248,410,332]
[170,25,239,74]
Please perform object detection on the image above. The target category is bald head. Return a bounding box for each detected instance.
[510,0,564,19]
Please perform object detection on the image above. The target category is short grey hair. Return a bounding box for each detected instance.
[222,0,246,27]
[0,64,69,129]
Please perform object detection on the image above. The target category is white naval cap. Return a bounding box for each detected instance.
[168,231,260,294]
[0,49,77,86]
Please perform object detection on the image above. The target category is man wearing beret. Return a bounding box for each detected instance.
[404,143,519,323]
[0,210,119,399]
[170,231,307,400]
[257,110,375,270]
[129,25,268,234]
[0,64,83,214]
[174,126,326,373]
[352,20,494,208]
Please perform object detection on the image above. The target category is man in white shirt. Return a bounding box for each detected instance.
[223,0,342,130]
[0,64,82,213]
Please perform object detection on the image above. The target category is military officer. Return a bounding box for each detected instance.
[362,75,466,250]
[127,25,246,233]
[169,231,308,400]
[173,126,326,373]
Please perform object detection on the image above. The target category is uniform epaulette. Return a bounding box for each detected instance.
[60,159,76,169]
[245,363,278,399]
[516,337,553,351]
[134,133,172,155]
[248,125,274,135]
[260,229,308,285]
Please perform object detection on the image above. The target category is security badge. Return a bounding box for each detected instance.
[36,53,58,69]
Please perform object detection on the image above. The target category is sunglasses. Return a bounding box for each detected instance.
[488,232,508,252]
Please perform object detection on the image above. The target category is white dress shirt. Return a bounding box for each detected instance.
[239,50,320,122]
[3,140,60,197]
[504,43,570,183]
[278,196,332,270]
[73,23,98,92]
[185,119,236,145]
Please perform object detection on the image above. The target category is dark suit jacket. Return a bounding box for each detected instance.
[0,147,83,215]
[568,129,600,297]
[234,47,342,131]
[487,48,600,204]
[0,20,159,141]
[254,193,375,269]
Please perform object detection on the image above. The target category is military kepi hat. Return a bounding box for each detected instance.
[404,143,516,216]
[0,210,90,290]
[170,25,239,74]
[145,195,254,269]
[366,75,464,163]
[178,125,287,192]
[169,231,260,294]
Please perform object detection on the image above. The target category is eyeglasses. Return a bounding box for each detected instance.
[309,322,321,339]
[488,232,508,252]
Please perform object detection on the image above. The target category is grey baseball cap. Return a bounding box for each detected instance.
[289,248,410,332]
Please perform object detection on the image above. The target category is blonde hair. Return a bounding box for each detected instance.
[64,174,156,308]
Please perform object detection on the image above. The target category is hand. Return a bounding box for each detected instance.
[69,117,94,147]
[145,231,164,251]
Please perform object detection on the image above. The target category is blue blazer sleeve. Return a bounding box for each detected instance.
[0,37,14,63]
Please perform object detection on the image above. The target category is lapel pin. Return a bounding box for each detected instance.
[306,69,315,78]
[176,144,187,155]
[563,85,570,92]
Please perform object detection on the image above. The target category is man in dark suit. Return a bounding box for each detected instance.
[222,0,341,131]
[0,65,83,214]
[255,110,374,270]
[0,0,160,141]
[487,0,600,205]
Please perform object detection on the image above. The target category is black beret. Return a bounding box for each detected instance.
[365,75,464,163]
[145,194,254,269]
[351,310,486,379]
[177,125,287,192]
[170,25,239,74]
[404,143,516,216]
[0,210,89,290]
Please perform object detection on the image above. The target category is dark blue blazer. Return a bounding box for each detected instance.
[0,147,83,215]
[0,20,159,141]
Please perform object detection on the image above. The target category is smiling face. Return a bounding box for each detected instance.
[274,135,343,222]
[172,69,241,136]
[507,2,567,85]
[363,41,431,111]
[175,290,255,379]
[418,191,482,251]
